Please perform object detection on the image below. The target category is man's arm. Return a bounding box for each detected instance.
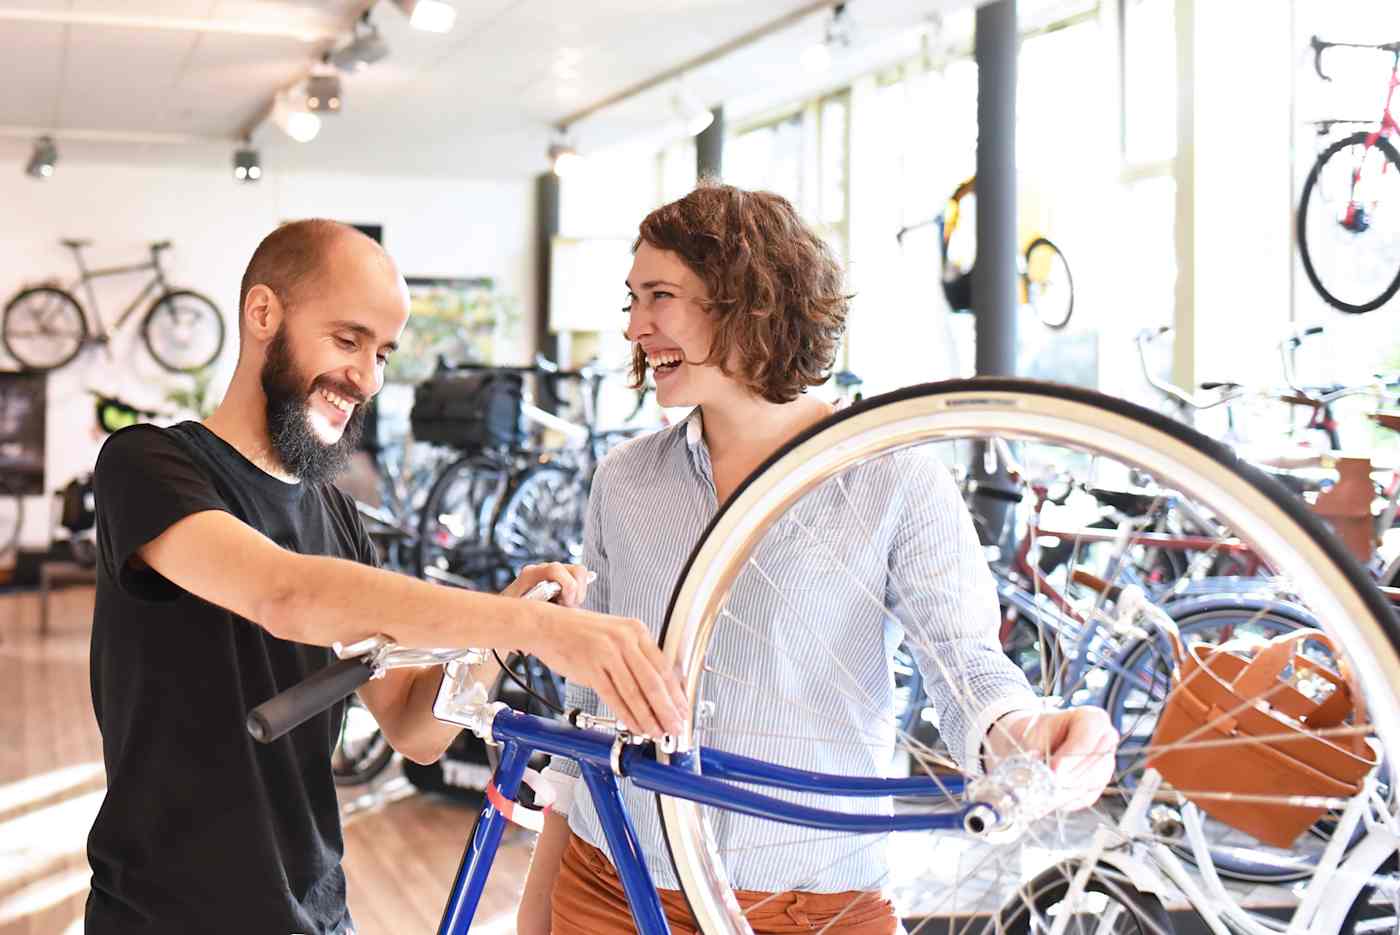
[354,564,587,766]
[136,510,686,737]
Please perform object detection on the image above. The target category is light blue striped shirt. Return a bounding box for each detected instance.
[548,407,1037,892]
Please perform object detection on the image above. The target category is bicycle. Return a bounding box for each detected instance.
[247,377,1400,934]
[415,358,643,590]
[1298,36,1400,314]
[2,239,225,373]
[897,176,1076,330]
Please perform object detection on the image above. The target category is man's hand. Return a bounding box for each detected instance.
[984,706,1118,811]
[503,562,592,607]
[506,563,688,739]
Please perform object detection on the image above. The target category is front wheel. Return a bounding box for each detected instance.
[1297,131,1400,314]
[142,290,225,372]
[2,286,87,372]
[656,378,1400,934]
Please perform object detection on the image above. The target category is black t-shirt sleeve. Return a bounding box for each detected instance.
[94,425,230,601]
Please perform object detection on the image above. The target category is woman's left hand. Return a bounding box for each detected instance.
[502,562,593,608]
[983,706,1119,811]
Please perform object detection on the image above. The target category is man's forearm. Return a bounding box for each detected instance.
[261,553,540,651]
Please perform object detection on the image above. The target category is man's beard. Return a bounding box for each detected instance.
[261,327,365,484]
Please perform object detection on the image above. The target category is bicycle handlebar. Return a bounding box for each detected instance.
[1311,34,1400,82]
[246,656,375,743]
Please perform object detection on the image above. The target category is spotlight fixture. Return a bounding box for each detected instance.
[329,13,389,71]
[305,63,343,114]
[672,88,713,137]
[233,147,261,183]
[393,0,456,33]
[25,136,57,179]
[271,90,321,143]
[547,136,583,177]
[802,2,854,74]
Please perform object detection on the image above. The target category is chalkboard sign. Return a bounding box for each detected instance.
[0,372,45,495]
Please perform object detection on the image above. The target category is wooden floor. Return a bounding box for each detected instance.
[0,585,533,935]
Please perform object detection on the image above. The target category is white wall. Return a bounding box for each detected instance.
[1,157,535,549]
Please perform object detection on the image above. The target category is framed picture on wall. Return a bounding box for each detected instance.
[0,372,46,495]
[388,277,503,385]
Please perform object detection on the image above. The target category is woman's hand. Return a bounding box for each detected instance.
[984,706,1119,811]
[503,562,593,608]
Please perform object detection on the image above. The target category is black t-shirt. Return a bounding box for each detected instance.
[86,422,378,934]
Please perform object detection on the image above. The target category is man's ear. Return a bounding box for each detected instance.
[243,284,283,343]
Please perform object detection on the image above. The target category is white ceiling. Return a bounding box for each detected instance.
[0,0,1036,178]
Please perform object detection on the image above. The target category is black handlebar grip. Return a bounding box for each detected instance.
[1303,325,1325,337]
[246,656,375,744]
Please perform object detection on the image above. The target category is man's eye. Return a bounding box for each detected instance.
[334,336,357,351]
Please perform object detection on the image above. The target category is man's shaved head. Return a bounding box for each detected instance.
[238,220,389,331]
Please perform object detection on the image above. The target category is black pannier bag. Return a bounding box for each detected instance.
[411,369,525,450]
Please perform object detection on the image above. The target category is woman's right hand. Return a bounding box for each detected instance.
[521,602,688,737]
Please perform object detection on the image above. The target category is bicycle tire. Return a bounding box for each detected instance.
[414,452,511,589]
[1297,131,1400,314]
[2,286,87,372]
[1023,236,1075,330]
[991,861,1171,935]
[331,694,394,787]
[655,377,1400,935]
[493,463,585,569]
[142,289,225,372]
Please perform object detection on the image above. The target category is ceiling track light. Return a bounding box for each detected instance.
[271,89,321,143]
[672,86,713,137]
[547,133,583,178]
[25,135,58,179]
[802,2,854,73]
[306,61,343,114]
[233,145,261,183]
[392,0,456,33]
[329,12,389,72]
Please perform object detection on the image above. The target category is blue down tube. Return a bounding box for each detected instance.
[437,740,530,934]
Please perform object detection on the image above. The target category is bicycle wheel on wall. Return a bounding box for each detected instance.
[1023,236,1074,330]
[142,290,225,372]
[655,378,1400,934]
[2,286,87,372]
[1297,131,1400,314]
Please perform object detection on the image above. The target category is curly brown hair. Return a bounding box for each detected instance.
[630,182,849,404]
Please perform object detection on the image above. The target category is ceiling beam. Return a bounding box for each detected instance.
[0,8,336,43]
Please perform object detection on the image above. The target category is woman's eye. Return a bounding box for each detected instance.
[654,291,673,300]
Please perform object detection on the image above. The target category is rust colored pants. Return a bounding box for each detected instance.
[550,833,898,935]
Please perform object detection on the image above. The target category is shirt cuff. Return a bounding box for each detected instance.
[964,693,1046,777]
[540,765,579,816]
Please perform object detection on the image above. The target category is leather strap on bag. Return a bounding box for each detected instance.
[1230,629,1367,729]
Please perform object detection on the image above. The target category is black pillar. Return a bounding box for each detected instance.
[696,105,724,182]
[534,171,560,364]
[973,0,1018,377]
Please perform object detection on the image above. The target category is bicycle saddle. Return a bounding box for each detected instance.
[61,238,92,249]
[1085,485,1159,516]
[150,240,172,252]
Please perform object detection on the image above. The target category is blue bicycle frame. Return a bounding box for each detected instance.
[436,707,974,935]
